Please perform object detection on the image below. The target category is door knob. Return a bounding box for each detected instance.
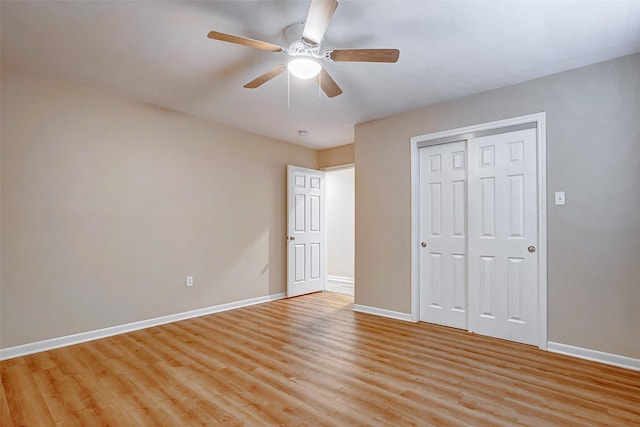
[528,245,536,253]
[421,242,427,248]
[289,236,296,241]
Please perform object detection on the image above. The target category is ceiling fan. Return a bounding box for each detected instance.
[207,0,400,98]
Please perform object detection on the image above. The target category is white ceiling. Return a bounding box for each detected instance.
[2,1,640,149]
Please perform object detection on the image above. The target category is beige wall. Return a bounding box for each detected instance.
[0,65,317,348]
[318,144,354,169]
[326,168,354,280]
[355,53,640,358]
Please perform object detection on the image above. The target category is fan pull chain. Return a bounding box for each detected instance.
[319,71,322,98]
[287,68,291,109]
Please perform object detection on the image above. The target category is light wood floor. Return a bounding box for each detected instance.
[2,292,639,426]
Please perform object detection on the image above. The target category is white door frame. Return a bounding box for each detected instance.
[410,112,548,349]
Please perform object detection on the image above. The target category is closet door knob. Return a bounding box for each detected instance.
[421,242,427,248]
[528,245,536,253]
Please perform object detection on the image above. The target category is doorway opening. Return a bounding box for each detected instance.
[324,166,355,297]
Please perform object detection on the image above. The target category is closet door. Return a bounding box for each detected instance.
[467,129,538,345]
[419,141,467,329]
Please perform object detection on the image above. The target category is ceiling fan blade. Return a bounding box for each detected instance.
[302,0,339,45]
[318,68,343,98]
[244,64,286,89]
[330,49,400,63]
[207,31,283,52]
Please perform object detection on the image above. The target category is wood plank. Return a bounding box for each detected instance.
[1,292,639,426]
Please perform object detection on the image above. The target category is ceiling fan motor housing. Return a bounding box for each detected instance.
[286,40,325,59]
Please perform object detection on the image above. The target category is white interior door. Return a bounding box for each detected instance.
[287,165,326,297]
[419,141,468,329]
[467,129,538,345]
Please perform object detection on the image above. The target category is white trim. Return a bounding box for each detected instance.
[410,113,548,348]
[353,304,414,322]
[410,124,420,322]
[548,342,640,372]
[411,113,546,144]
[0,292,286,361]
[327,275,354,284]
[536,114,548,350]
[321,163,355,172]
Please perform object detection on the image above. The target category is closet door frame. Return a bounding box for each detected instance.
[410,113,548,350]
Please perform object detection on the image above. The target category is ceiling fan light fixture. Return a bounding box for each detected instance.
[287,58,322,79]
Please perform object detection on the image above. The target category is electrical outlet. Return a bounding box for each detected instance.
[186,276,193,287]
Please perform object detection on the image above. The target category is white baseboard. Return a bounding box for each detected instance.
[353,304,413,322]
[0,292,286,361]
[547,341,640,371]
[327,275,354,284]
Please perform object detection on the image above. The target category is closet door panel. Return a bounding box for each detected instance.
[467,129,538,345]
[419,141,467,329]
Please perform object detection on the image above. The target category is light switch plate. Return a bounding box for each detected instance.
[554,191,566,206]
[187,276,193,287]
